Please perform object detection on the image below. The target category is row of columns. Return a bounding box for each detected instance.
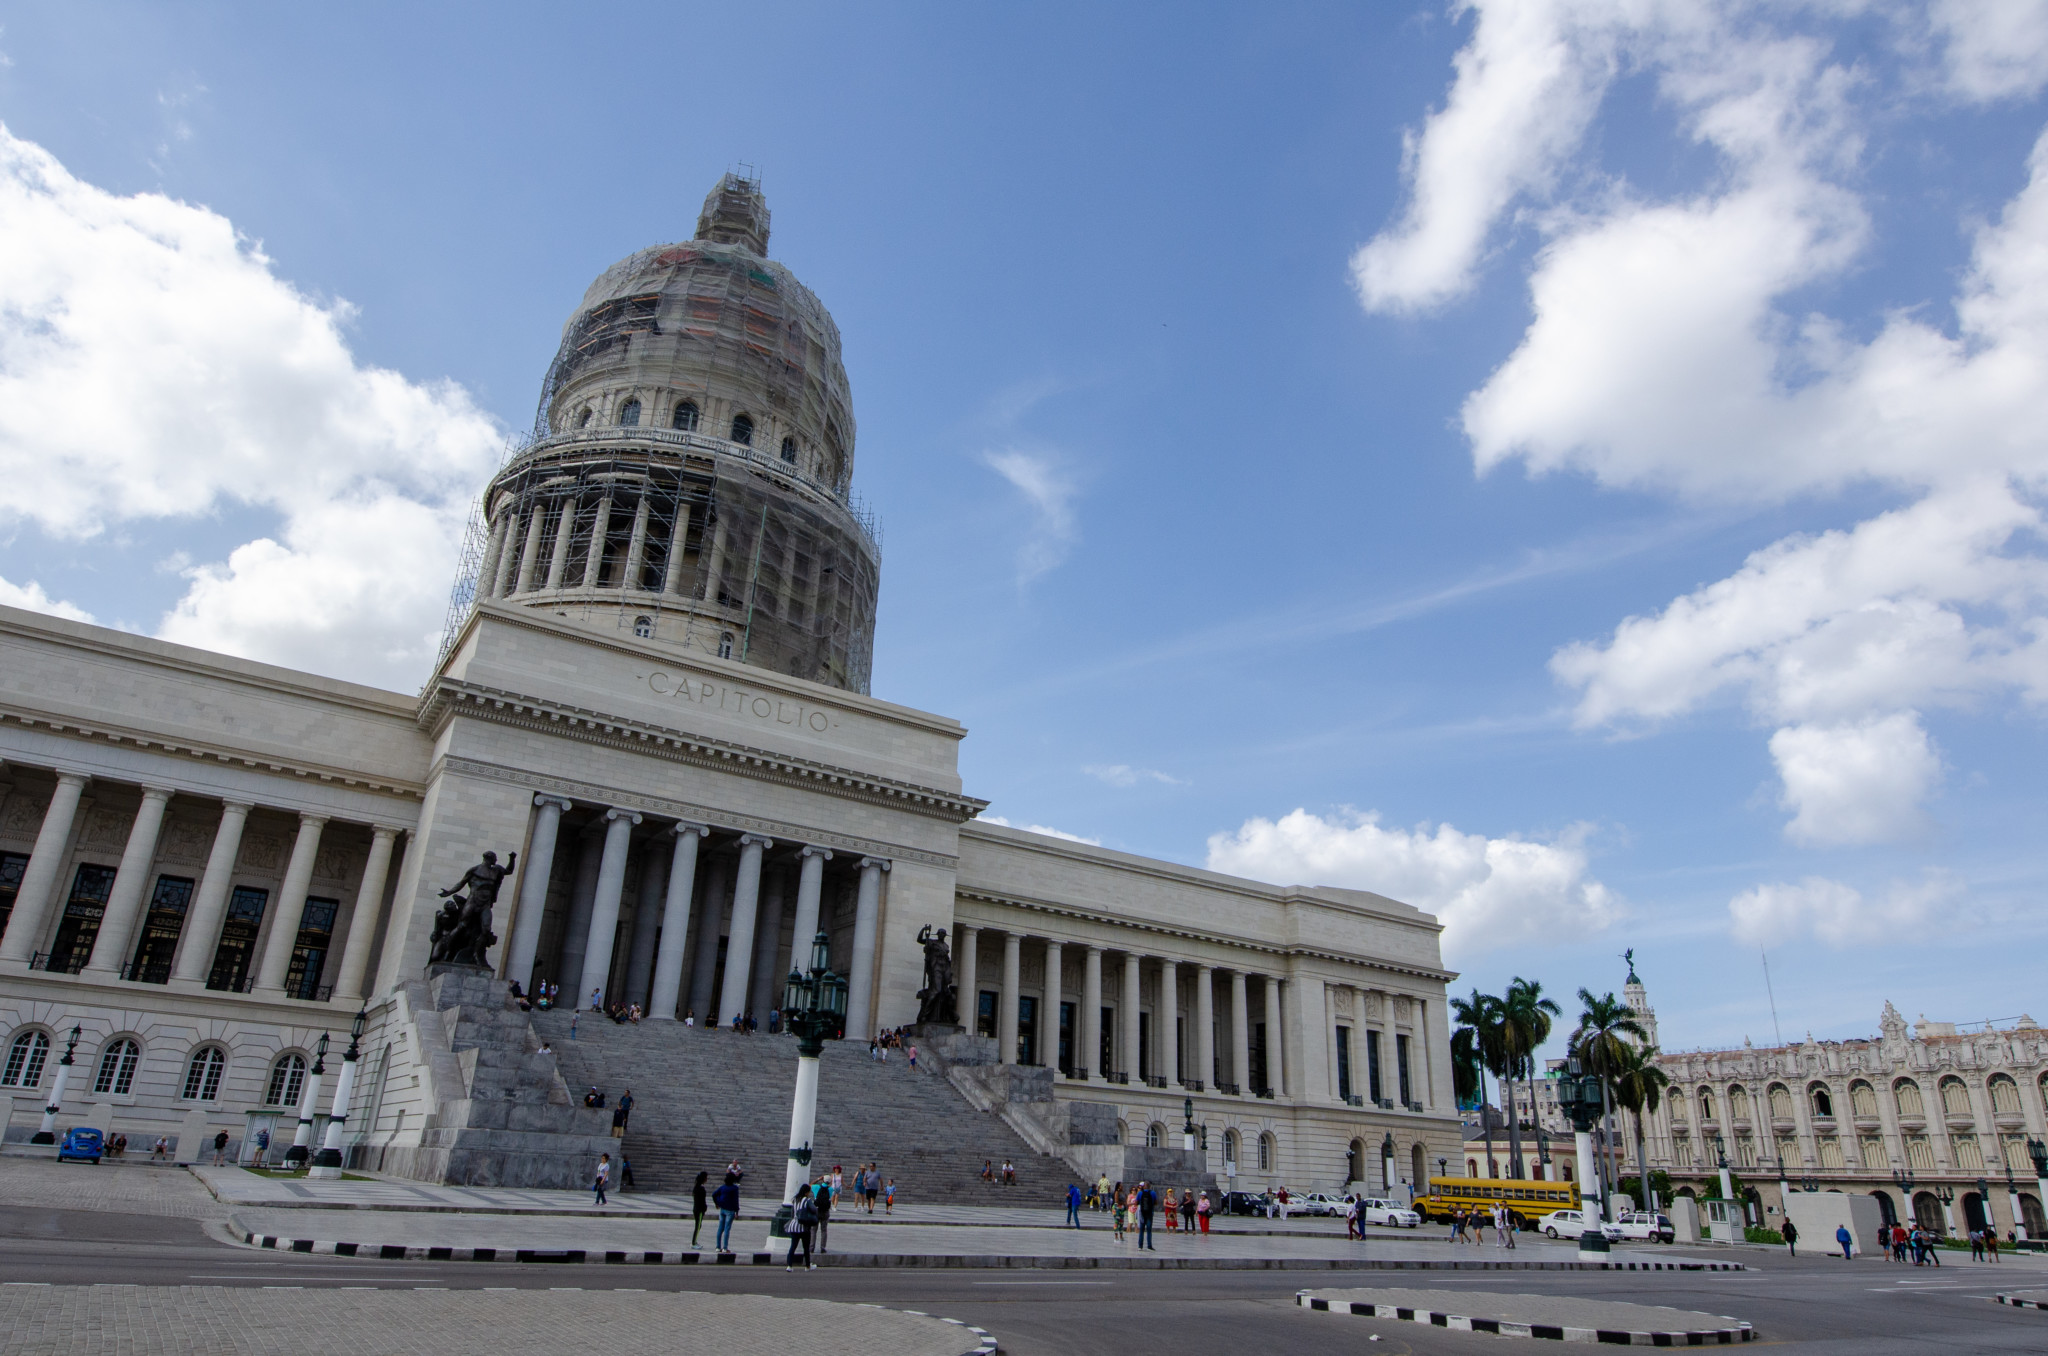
[0,768,400,1005]
[502,795,890,1037]
[477,488,697,605]
[953,924,1289,1097]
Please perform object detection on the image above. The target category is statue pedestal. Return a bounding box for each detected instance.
[907,1022,964,1040]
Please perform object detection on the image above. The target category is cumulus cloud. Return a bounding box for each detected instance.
[1932,0,2048,101]
[1728,870,1961,947]
[1205,808,1620,957]
[1770,713,1943,847]
[0,124,503,687]
[0,575,94,623]
[979,814,1102,846]
[1082,763,1185,788]
[984,449,1078,582]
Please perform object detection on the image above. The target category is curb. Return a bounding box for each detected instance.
[879,1306,997,1356]
[1994,1294,2048,1311]
[1299,1291,1755,1345]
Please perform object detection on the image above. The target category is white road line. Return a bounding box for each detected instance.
[969,1281,1116,1286]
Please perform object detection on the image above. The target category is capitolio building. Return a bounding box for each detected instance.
[0,176,1458,1197]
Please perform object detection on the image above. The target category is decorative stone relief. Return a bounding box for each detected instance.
[1331,987,1353,1017]
[313,844,356,882]
[239,834,286,872]
[160,818,211,863]
[0,794,48,838]
[82,807,129,850]
[1363,991,1383,1020]
[1395,996,1412,1023]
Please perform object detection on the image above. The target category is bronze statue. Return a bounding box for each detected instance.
[914,924,958,1026]
[428,850,515,969]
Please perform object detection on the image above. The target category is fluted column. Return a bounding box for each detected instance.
[1080,945,1102,1079]
[1264,976,1285,1096]
[581,493,614,587]
[171,800,253,985]
[492,510,523,598]
[717,834,771,1027]
[624,833,671,1008]
[331,826,400,1003]
[1043,941,1064,1073]
[786,846,832,974]
[955,925,979,1030]
[515,509,545,593]
[998,932,1021,1064]
[83,786,173,977]
[685,854,730,1021]
[544,498,576,588]
[1121,952,1142,1080]
[576,809,641,1007]
[254,813,328,997]
[662,502,694,595]
[623,495,653,591]
[1230,970,1250,1094]
[504,795,572,992]
[845,858,888,1040]
[0,772,88,965]
[1158,959,1178,1085]
[1196,964,1216,1090]
[648,823,707,1020]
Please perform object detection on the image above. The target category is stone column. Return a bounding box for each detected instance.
[555,823,606,996]
[575,809,641,1007]
[623,833,671,1008]
[1230,971,1250,1094]
[0,772,89,965]
[331,826,400,1004]
[1043,941,1063,1073]
[1080,945,1102,1080]
[662,501,694,595]
[581,493,614,587]
[83,786,173,977]
[747,864,789,1020]
[648,823,707,1020]
[622,495,653,591]
[492,510,523,598]
[170,800,253,985]
[786,846,832,974]
[1158,959,1178,1085]
[544,498,576,589]
[254,813,328,997]
[479,514,509,601]
[956,925,979,1030]
[1121,952,1142,1081]
[503,795,572,992]
[845,858,889,1041]
[1264,975,1285,1096]
[685,854,730,1022]
[717,834,771,1028]
[1196,964,1216,1091]
[998,932,1022,1064]
[515,509,546,593]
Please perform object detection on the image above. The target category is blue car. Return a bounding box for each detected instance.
[56,1127,102,1164]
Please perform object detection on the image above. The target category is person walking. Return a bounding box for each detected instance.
[712,1174,740,1253]
[1783,1217,1798,1258]
[785,1182,818,1271]
[1346,1196,1361,1241]
[593,1152,611,1206]
[691,1170,710,1248]
[1836,1223,1853,1260]
[884,1178,896,1213]
[617,1089,633,1133]
[1066,1181,1083,1228]
[1196,1190,1212,1234]
[815,1170,834,1254]
[1137,1181,1158,1251]
[211,1130,229,1166]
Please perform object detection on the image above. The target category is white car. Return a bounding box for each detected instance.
[1298,1192,1349,1217]
[1537,1209,1624,1241]
[1613,1211,1676,1243]
[1352,1196,1421,1228]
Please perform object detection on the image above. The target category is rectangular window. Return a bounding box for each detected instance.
[1175,1016,1185,1084]
[977,989,996,1039]
[1335,1026,1353,1101]
[1858,1133,1885,1167]
[1137,1010,1151,1080]
[1905,1133,1935,1171]
[1102,1006,1115,1077]
[1818,1134,1844,1168]
[45,863,117,973]
[1396,1033,1413,1107]
[128,875,194,984]
[285,897,339,1000]
[1058,1000,1075,1076]
[206,886,269,992]
[0,850,30,946]
[1366,1030,1384,1104]
[1250,1020,1268,1094]
[1673,1136,1694,1168]
[1952,1133,1985,1171]
[1017,994,1038,1067]
[1735,1133,1757,1167]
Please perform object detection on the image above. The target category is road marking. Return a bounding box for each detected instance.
[970,1281,1116,1286]
[262,1286,303,1291]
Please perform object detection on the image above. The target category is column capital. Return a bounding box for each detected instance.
[296,811,331,828]
[370,823,406,840]
[52,771,90,790]
[1197,962,1215,975]
[799,844,834,861]
[738,833,774,849]
[1084,942,1103,956]
[858,856,891,872]
[220,798,255,814]
[139,785,177,803]
[605,808,644,826]
[533,793,574,812]
[670,821,710,840]
[1043,938,1063,951]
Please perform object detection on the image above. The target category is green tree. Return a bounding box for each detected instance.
[1611,1040,1671,1215]
[1498,976,1562,1179]
[1568,988,1647,1219]
[1451,988,1506,1176]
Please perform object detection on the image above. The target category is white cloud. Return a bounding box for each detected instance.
[979,814,1102,846]
[1933,0,2048,101]
[0,124,503,688]
[1205,808,1620,958]
[1770,713,1943,847]
[984,449,1078,582]
[0,575,94,623]
[1728,871,1960,947]
[1082,763,1185,788]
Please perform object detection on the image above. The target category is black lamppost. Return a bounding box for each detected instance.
[285,1033,329,1167]
[1556,1060,1609,1254]
[1934,1183,1957,1236]
[1182,1097,1197,1152]
[310,1008,367,1178]
[770,932,846,1239]
[30,1025,81,1144]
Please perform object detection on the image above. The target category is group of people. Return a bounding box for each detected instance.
[864,1033,917,1067]
[508,979,558,1011]
[1439,1203,1516,1248]
[1065,1179,1212,1240]
[1880,1221,1953,1264]
[690,1161,746,1252]
[980,1158,1018,1185]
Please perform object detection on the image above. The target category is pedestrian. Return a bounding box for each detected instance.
[1197,1190,1212,1234]
[1836,1223,1853,1260]
[866,1163,880,1212]
[1969,1227,1984,1261]
[252,1127,269,1168]
[593,1152,611,1206]
[1137,1181,1158,1251]
[1783,1217,1798,1258]
[211,1130,229,1166]
[908,1043,918,1071]
[1891,1223,1908,1262]
[1111,1182,1127,1240]
[1276,1186,1291,1220]
[620,1156,635,1191]
[691,1170,710,1248]
[885,1178,896,1213]
[785,1182,818,1271]
[983,1159,995,1184]
[1180,1190,1197,1232]
[569,1011,578,1040]
[1987,1230,2001,1262]
[1163,1187,1179,1231]
[1346,1196,1361,1241]
[611,1104,627,1138]
[1067,1181,1083,1228]
[713,1174,740,1253]
[617,1088,633,1132]
[1494,1202,1510,1248]
[816,1170,834,1254]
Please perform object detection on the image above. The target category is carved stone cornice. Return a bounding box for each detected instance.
[418,678,986,824]
[432,754,959,870]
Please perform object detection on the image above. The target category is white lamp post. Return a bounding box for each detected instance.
[309,1008,367,1179]
[30,1025,81,1145]
[768,932,846,1247]
[284,1034,328,1168]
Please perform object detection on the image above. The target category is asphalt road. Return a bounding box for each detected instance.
[2,1207,2044,1353]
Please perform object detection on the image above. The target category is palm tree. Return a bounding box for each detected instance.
[1569,988,1646,1218]
[1450,1025,1483,1107]
[1611,1041,1671,1217]
[1452,989,1506,1176]
[1497,977,1561,1179]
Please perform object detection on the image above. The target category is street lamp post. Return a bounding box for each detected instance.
[2028,1139,2048,1240]
[1715,1134,1734,1206]
[30,1025,81,1145]
[1182,1098,1196,1153]
[284,1034,329,1168]
[770,931,847,1243]
[1557,1059,1609,1258]
[309,1009,366,1179]
[1934,1183,1957,1237]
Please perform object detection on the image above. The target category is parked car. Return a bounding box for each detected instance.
[1352,1196,1422,1228]
[1220,1190,1267,1216]
[1614,1211,1675,1243]
[1298,1192,1349,1217]
[1537,1208,1623,1241]
[56,1127,103,1164]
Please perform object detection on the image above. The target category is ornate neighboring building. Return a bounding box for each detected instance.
[0,176,1459,1195]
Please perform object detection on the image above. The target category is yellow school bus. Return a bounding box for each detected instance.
[1411,1176,1580,1229]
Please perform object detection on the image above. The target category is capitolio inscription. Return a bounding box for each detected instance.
[642,670,838,734]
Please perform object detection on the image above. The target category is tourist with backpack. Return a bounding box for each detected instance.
[712,1174,740,1253]
[785,1183,819,1270]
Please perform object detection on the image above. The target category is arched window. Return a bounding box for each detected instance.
[1698,1088,1717,1122]
[1146,1122,1163,1148]
[265,1053,307,1107]
[1258,1133,1274,1173]
[1467,1157,1479,1176]
[1223,1129,1239,1166]
[1767,1084,1793,1119]
[1808,1084,1833,1118]
[718,632,735,659]
[1728,1084,1750,1120]
[1940,1077,1971,1117]
[183,1046,227,1101]
[1346,1139,1363,1183]
[1990,1074,2021,1115]
[576,407,593,429]
[1849,1080,1878,1117]
[619,398,642,427]
[1894,1079,1924,1119]
[730,413,753,445]
[632,615,653,639]
[93,1038,140,1095]
[779,436,797,465]
[1,1029,50,1088]
[1560,1160,1572,1181]
[672,401,699,431]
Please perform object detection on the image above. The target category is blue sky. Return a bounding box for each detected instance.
[3,2,2046,1055]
